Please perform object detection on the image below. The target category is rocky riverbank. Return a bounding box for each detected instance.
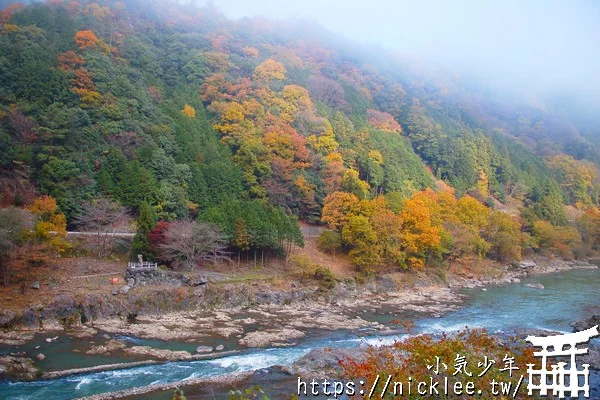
[447,257,597,289]
[0,257,596,382]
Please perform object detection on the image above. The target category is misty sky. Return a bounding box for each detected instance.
[202,0,600,100]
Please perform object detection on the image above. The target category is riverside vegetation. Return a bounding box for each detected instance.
[0,1,599,398]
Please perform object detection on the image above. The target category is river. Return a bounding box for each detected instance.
[1,268,599,399]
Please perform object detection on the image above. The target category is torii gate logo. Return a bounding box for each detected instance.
[526,325,599,398]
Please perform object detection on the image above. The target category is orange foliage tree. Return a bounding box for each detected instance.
[0,3,25,25]
[69,68,101,106]
[322,192,362,230]
[74,30,98,49]
[533,220,581,258]
[399,193,442,268]
[57,51,85,72]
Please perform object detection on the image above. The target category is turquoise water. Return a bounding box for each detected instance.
[416,268,600,334]
[1,268,598,399]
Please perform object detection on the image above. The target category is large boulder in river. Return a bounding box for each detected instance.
[105,339,126,351]
[285,347,363,377]
[519,260,537,269]
[196,345,213,353]
[524,283,544,289]
[86,345,108,355]
[238,328,305,348]
[0,355,42,381]
[123,345,193,361]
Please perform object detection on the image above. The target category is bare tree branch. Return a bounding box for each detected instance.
[159,220,230,270]
[74,197,131,258]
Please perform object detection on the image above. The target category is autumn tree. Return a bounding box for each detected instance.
[74,30,98,49]
[280,85,313,122]
[160,220,230,270]
[398,193,442,268]
[455,195,490,229]
[69,68,101,106]
[181,104,196,118]
[27,196,69,254]
[547,154,595,205]
[57,51,85,72]
[307,119,339,155]
[253,59,286,83]
[367,109,402,133]
[444,221,490,261]
[482,211,521,261]
[533,220,581,258]
[577,206,600,250]
[321,192,361,230]
[85,3,113,20]
[370,208,404,267]
[148,221,170,257]
[340,169,369,199]
[0,3,24,25]
[322,152,345,194]
[342,215,381,270]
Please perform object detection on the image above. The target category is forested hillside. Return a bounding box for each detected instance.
[1,0,599,277]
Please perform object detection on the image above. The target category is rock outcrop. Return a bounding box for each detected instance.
[0,354,41,381]
[571,315,600,332]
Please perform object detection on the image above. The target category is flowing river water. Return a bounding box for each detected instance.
[1,268,599,399]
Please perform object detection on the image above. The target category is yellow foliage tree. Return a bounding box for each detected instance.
[341,169,370,199]
[482,211,522,261]
[27,196,69,254]
[307,119,339,155]
[342,215,382,270]
[253,59,286,82]
[181,104,196,118]
[455,195,490,229]
[477,169,489,196]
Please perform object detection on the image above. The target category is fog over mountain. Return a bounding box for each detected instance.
[204,0,600,108]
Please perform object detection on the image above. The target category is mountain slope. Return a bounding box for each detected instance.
[0,0,599,271]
